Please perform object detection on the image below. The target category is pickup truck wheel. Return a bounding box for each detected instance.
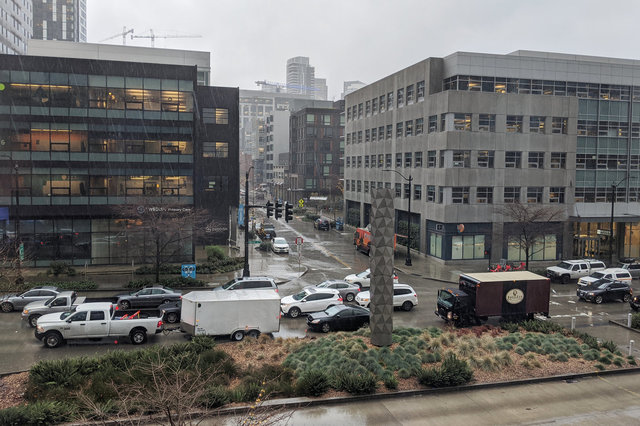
[623,294,632,302]
[594,295,603,304]
[1,302,13,313]
[44,331,63,349]
[130,328,147,345]
[120,300,131,310]
[288,307,301,318]
[561,275,570,284]
[345,293,355,302]
[232,330,245,341]
[402,301,414,312]
[28,314,41,328]
[321,322,331,333]
[165,312,179,324]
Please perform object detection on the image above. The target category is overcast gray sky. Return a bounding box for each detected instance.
[88,0,640,99]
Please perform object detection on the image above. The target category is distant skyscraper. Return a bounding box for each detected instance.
[0,0,32,54]
[32,0,86,42]
[314,77,328,100]
[286,56,315,96]
[342,80,366,98]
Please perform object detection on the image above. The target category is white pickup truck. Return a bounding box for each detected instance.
[546,259,607,284]
[35,302,163,348]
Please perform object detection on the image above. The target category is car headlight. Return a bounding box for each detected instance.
[23,309,28,314]
[588,292,594,296]
[36,325,44,333]
[311,319,320,324]
[361,298,369,302]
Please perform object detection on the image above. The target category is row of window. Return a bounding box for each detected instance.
[345,151,567,169]
[346,80,426,121]
[443,75,640,101]
[345,181,567,204]
[577,120,640,137]
[345,114,568,143]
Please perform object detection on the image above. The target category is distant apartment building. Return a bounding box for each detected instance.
[265,110,290,181]
[314,77,328,101]
[0,0,32,54]
[342,80,366,99]
[32,0,86,42]
[286,56,315,96]
[290,101,344,203]
[344,50,640,263]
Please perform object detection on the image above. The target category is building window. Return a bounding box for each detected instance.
[386,125,393,139]
[508,235,557,261]
[396,122,403,137]
[414,184,422,200]
[307,113,315,123]
[396,153,402,167]
[552,117,568,134]
[372,97,378,114]
[477,187,493,204]
[346,133,351,144]
[346,157,351,168]
[550,152,566,169]
[379,94,386,113]
[371,127,377,141]
[506,115,523,132]
[395,183,401,198]
[347,108,351,121]
[453,150,470,168]
[406,84,414,103]
[527,186,543,203]
[385,154,392,168]
[397,88,404,107]
[202,108,229,124]
[404,152,412,167]
[357,180,362,192]
[415,118,424,135]
[358,104,363,118]
[417,81,425,101]
[204,176,229,192]
[478,114,495,132]
[453,113,471,131]
[427,185,436,202]
[530,116,545,133]
[505,151,522,168]
[385,182,391,189]
[345,180,350,191]
[403,183,410,199]
[477,150,494,168]
[364,181,369,193]
[427,150,436,168]
[451,234,486,260]
[365,100,371,116]
[549,187,565,203]
[452,187,470,204]
[428,115,437,133]
[414,151,423,167]
[378,154,384,168]
[405,120,413,136]
[504,187,520,203]
[387,92,393,110]
[202,142,228,158]
[357,131,363,143]
[528,152,544,168]
[357,156,362,168]
[440,114,446,132]
[365,155,370,168]
[439,150,445,168]
[365,129,370,143]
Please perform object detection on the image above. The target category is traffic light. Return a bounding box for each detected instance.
[275,200,283,220]
[266,201,273,218]
[285,202,293,222]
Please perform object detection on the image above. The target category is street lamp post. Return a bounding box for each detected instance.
[243,166,254,277]
[383,169,413,266]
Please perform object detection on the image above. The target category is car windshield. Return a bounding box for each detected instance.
[557,262,572,269]
[317,281,330,288]
[44,297,56,306]
[591,272,605,279]
[325,305,345,316]
[273,238,286,244]
[356,271,369,278]
[221,279,238,290]
[438,290,455,307]
[60,309,76,320]
[596,282,610,289]
[292,290,307,301]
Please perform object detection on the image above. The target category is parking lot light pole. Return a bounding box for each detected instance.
[243,166,254,277]
[383,169,413,266]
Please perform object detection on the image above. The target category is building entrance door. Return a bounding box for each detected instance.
[573,237,601,258]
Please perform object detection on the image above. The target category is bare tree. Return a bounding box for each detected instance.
[498,202,564,270]
[0,238,24,289]
[113,199,215,283]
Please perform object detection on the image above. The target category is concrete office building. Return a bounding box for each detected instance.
[32,0,86,42]
[344,50,640,264]
[265,109,289,182]
[0,0,32,55]
[0,50,238,266]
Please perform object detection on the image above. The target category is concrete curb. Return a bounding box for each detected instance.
[609,319,640,334]
[0,369,28,378]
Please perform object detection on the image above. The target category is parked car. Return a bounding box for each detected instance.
[355,283,418,311]
[307,305,370,333]
[335,217,344,231]
[1,286,60,313]
[619,258,640,279]
[344,268,399,289]
[22,291,86,328]
[158,300,181,324]
[258,223,276,239]
[280,288,342,318]
[308,280,361,302]
[631,294,640,311]
[546,259,606,283]
[214,276,278,292]
[117,286,182,310]
[577,268,632,287]
[576,279,632,304]
[314,217,330,231]
[271,237,290,254]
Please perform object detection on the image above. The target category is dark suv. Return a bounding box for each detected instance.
[314,218,330,231]
[576,278,632,304]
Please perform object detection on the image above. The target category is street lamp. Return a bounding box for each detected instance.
[383,169,413,266]
[243,166,254,277]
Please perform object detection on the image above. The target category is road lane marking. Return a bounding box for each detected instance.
[598,376,640,398]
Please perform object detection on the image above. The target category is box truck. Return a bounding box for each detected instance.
[180,290,280,341]
[436,271,550,327]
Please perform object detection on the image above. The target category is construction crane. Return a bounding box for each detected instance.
[255,80,318,93]
[99,26,135,45]
[130,29,202,48]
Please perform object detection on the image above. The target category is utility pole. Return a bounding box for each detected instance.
[243,167,253,277]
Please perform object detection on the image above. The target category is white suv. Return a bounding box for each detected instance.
[355,283,417,311]
[577,268,632,287]
[280,288,342,318]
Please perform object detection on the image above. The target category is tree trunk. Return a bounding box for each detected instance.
[525,246,530,271]
[155,235,161,283]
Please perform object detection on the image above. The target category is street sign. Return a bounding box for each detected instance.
[19,242,24,261]
[298,199,304,208]
[597,229,611,236]
[181,264,196,279]
[249,240,262,244]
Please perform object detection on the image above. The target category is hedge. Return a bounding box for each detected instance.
[126,276,207,289]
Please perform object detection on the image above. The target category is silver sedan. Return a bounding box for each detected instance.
[306,280,361,303]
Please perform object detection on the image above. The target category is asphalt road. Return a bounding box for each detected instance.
[0,216,638,373]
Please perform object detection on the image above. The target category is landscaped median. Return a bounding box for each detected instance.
[0,320,638,424]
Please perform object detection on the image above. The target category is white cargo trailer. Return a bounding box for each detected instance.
[180,290,281,341]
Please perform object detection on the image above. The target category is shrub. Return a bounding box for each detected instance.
[632,313,640,330]
[201,385,230,409]
[206,245,226,261]
[417,353,473,388]
[295,370,330,397]
[333,372,377,394]
[47,261,76,277]
[601,340,619,355]
[382,371,398,390]
[258,241,272,251]
[25,280,97,290]
[594,363,605,371]
[126,276,206,289]
[0,401,74,425]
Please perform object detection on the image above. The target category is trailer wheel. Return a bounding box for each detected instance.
[231,330,245,341]
[247,330,260,339]
[561,275,570,284]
